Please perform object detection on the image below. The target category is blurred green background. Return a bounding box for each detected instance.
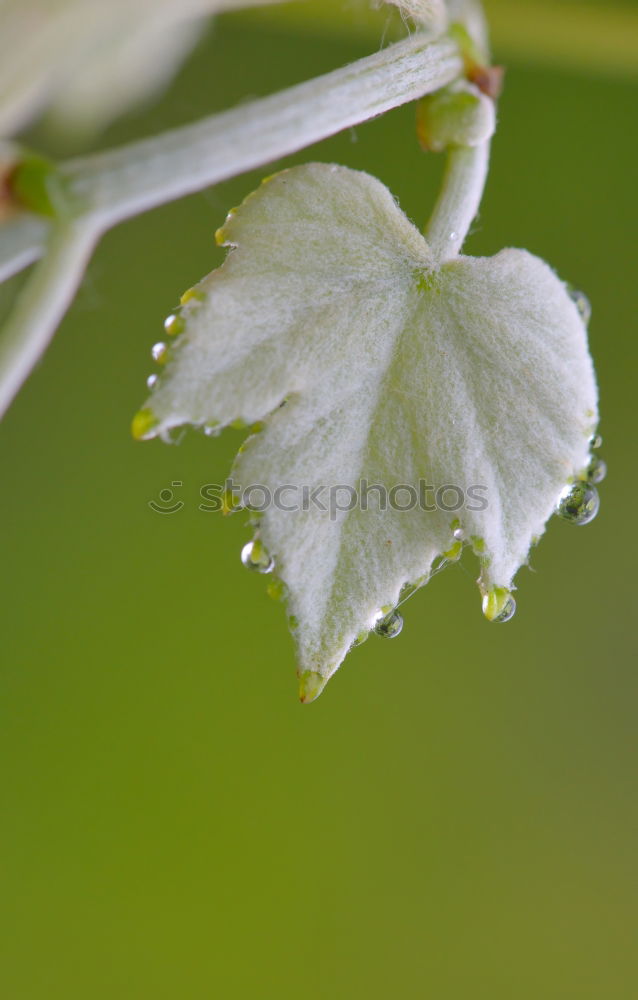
[1,2,637,997]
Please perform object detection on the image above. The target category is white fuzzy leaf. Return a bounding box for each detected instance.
[136,164,597,699]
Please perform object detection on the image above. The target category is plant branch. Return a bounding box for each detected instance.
[0,29,463,288]
[64,32,462,229]
[0,30,464,417]
[424,140,490,261]
[0,217,98,418]
[0,213,48,284]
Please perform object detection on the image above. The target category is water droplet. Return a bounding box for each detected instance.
[568,287,591,325]
[373,610,403,638]
[146,374,158,390]
[203,420,220,437]
[164,313,185,337]
[490,595,516,623]
[589,433,603,450]
[586,454,607,484]
[482,586,516,623]
[151,342,169,364]
[449,230,458,241]
[556,481,600,525]
[241,539,274,573]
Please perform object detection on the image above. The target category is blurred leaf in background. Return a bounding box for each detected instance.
[0,0,286,138]
[0,1,637,998]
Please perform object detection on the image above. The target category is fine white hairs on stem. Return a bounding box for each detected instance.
[383,0,448,31]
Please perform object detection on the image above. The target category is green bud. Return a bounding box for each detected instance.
[416,83,495,153]
[9,152,70,217]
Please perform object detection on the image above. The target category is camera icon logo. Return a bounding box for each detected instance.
[148,481,184,514]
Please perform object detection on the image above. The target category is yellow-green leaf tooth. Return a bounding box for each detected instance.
[131,408,158,441]
[298,671,327,704]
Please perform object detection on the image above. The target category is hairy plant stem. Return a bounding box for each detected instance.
[69,34,462,229]
[425,141,490,261]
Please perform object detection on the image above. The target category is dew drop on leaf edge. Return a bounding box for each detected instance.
[488,595,516,623]
[556,481,600,525]
[586,454,607,484]
[568,287,592,326]
[482,586,517,623]
[373,610,404,638]
[241,540,274,573]
[164,313,185,337]
[151,342,169,365]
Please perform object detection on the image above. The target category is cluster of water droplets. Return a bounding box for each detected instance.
[144,306,190,391]
[555,431,606,526]
[553,289,605,527]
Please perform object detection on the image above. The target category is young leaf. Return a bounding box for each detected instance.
[135,163,597,700]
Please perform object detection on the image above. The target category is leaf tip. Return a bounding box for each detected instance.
[221,487,242,516]
[131,407,158,441]
[179,286,205,306]
[298,670,327,705]
[215,205,240,247]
